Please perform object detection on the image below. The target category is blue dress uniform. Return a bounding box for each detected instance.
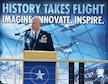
[24,29,54,51]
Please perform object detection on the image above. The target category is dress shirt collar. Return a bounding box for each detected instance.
[32,29,41,39]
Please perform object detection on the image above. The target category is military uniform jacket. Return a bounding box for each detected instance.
[24,29,54,51]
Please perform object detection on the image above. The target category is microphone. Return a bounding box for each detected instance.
[15,28,31,36]
[15,28,31,46]
[15,28,31,57]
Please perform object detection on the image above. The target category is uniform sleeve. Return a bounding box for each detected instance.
[46,33,54,51]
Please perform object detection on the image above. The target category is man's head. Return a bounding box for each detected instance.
[31,16,41,32]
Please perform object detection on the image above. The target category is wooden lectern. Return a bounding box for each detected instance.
[23,50,57,84]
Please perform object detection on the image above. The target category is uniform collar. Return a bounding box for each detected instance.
[32,29,41,34]
[32,29,41,39]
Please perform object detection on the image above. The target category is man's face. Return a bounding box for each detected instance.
[31,18,40,32]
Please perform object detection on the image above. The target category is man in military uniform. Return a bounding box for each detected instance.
[24,16,54,51]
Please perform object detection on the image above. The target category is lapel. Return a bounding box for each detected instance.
[37,30,48,44]
[37,30,43,42]
[30,31,42,50]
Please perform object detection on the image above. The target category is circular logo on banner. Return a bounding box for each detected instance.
[30,65,50,84]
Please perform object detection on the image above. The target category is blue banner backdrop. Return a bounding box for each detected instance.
[0,0,107,84]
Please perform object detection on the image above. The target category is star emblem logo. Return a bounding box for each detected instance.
[35,69,45,80]
[30,65,50,84]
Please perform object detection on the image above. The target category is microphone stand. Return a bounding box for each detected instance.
[15,35,25,84]
[14,29,31,84]
[15,35,24,57]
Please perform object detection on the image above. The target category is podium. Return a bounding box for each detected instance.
[23,50,57,84]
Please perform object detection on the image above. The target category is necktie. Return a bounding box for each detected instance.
[30,32,37,50]
[34,32,37,40]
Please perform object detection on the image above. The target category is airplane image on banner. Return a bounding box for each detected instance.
[55,23,81,32]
